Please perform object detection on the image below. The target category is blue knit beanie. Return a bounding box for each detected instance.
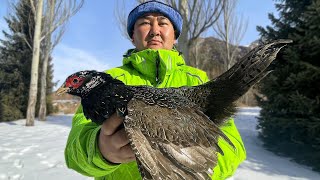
[127,1,183,39]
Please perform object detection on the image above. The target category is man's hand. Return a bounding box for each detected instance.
[98,113,136,164]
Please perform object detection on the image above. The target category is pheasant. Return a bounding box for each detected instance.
[57,39,292,180]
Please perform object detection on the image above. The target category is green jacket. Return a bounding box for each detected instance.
[65,49,246,180]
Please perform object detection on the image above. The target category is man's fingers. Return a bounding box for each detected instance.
[98,113,135,164]
[119,144,136,162]
[101,113,123,135]
[100,142,135,164]
[111,128,130,148]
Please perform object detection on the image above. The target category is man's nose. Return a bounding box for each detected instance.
[149,23,160,37]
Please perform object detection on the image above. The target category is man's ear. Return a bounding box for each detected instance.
[131,36,135,45]
[174,30,178,40]
[131,31,135,42]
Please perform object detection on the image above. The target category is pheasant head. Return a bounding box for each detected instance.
[56,70,110,98]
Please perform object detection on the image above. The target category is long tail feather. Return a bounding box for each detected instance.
[192,39,292,125]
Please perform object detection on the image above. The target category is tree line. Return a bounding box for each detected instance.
[257,0,320,171]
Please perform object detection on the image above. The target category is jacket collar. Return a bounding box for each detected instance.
[123,48,185,85]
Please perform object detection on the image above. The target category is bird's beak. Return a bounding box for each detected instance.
[56,83,69,95]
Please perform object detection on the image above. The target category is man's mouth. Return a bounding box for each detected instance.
[148,39,162,44]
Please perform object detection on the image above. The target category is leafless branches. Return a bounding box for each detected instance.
[38,0,84,121]
[213,0,248,69]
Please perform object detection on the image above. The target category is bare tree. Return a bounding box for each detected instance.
[38,0,55,122]
[38,0,84,121]
[190,38,205,69]
[115,0,226,65]
[26,0,43,126]
[212,0,247,70]
[114,0,132,39]
[210,0,253,106]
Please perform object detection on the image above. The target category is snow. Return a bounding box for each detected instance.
[0,108,319,180]
[232,107,320,180]
[0,115,89,180]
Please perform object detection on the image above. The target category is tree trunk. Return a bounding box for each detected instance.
[38,49,49,121]
[39,0,55,121]
[177,0,190,64]
[26,0,43,126]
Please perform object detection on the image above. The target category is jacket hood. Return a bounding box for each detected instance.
[122,49,186,85]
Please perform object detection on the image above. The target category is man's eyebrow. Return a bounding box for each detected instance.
[139,15,169,20]
[157,16,169,20]
[137,16,151,21]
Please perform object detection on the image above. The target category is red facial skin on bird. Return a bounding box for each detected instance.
[65,75,84,89]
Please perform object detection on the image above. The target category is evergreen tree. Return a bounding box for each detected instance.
[0,0,55,122]
[0,1,34,121]
[257,0,320,170]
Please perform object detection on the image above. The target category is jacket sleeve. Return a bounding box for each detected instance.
[212,118,246,179]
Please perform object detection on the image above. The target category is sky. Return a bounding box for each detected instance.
[0,0,278,89]
[1,107,319,179]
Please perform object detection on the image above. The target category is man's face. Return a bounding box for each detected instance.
[132,13,176,51]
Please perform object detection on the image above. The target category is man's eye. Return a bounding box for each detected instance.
[140,22,150,25]
[159,22,168,26]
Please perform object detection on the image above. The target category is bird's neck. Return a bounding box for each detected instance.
[79,78,107,98]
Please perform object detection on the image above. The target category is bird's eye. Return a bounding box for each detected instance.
[73,78,79,83]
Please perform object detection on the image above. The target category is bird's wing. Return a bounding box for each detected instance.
[124,98,232,180]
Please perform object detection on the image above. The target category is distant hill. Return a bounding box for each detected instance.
[189,37,256,79]
[50,93,80,114]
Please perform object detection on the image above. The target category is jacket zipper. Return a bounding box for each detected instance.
[155,54,160,86]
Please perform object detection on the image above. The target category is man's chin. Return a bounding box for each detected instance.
[146,45,163,50]
[138,45,172,51]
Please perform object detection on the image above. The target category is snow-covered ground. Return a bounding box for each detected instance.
[232,107,319,180]
[0,107,319,180]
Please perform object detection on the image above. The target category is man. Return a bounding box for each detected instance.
[65,1,246,179]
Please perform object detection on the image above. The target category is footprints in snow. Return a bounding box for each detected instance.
[0,145,64,180]
[13,159,24,169]
[0,173,24,180]
[37,153,64,168]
